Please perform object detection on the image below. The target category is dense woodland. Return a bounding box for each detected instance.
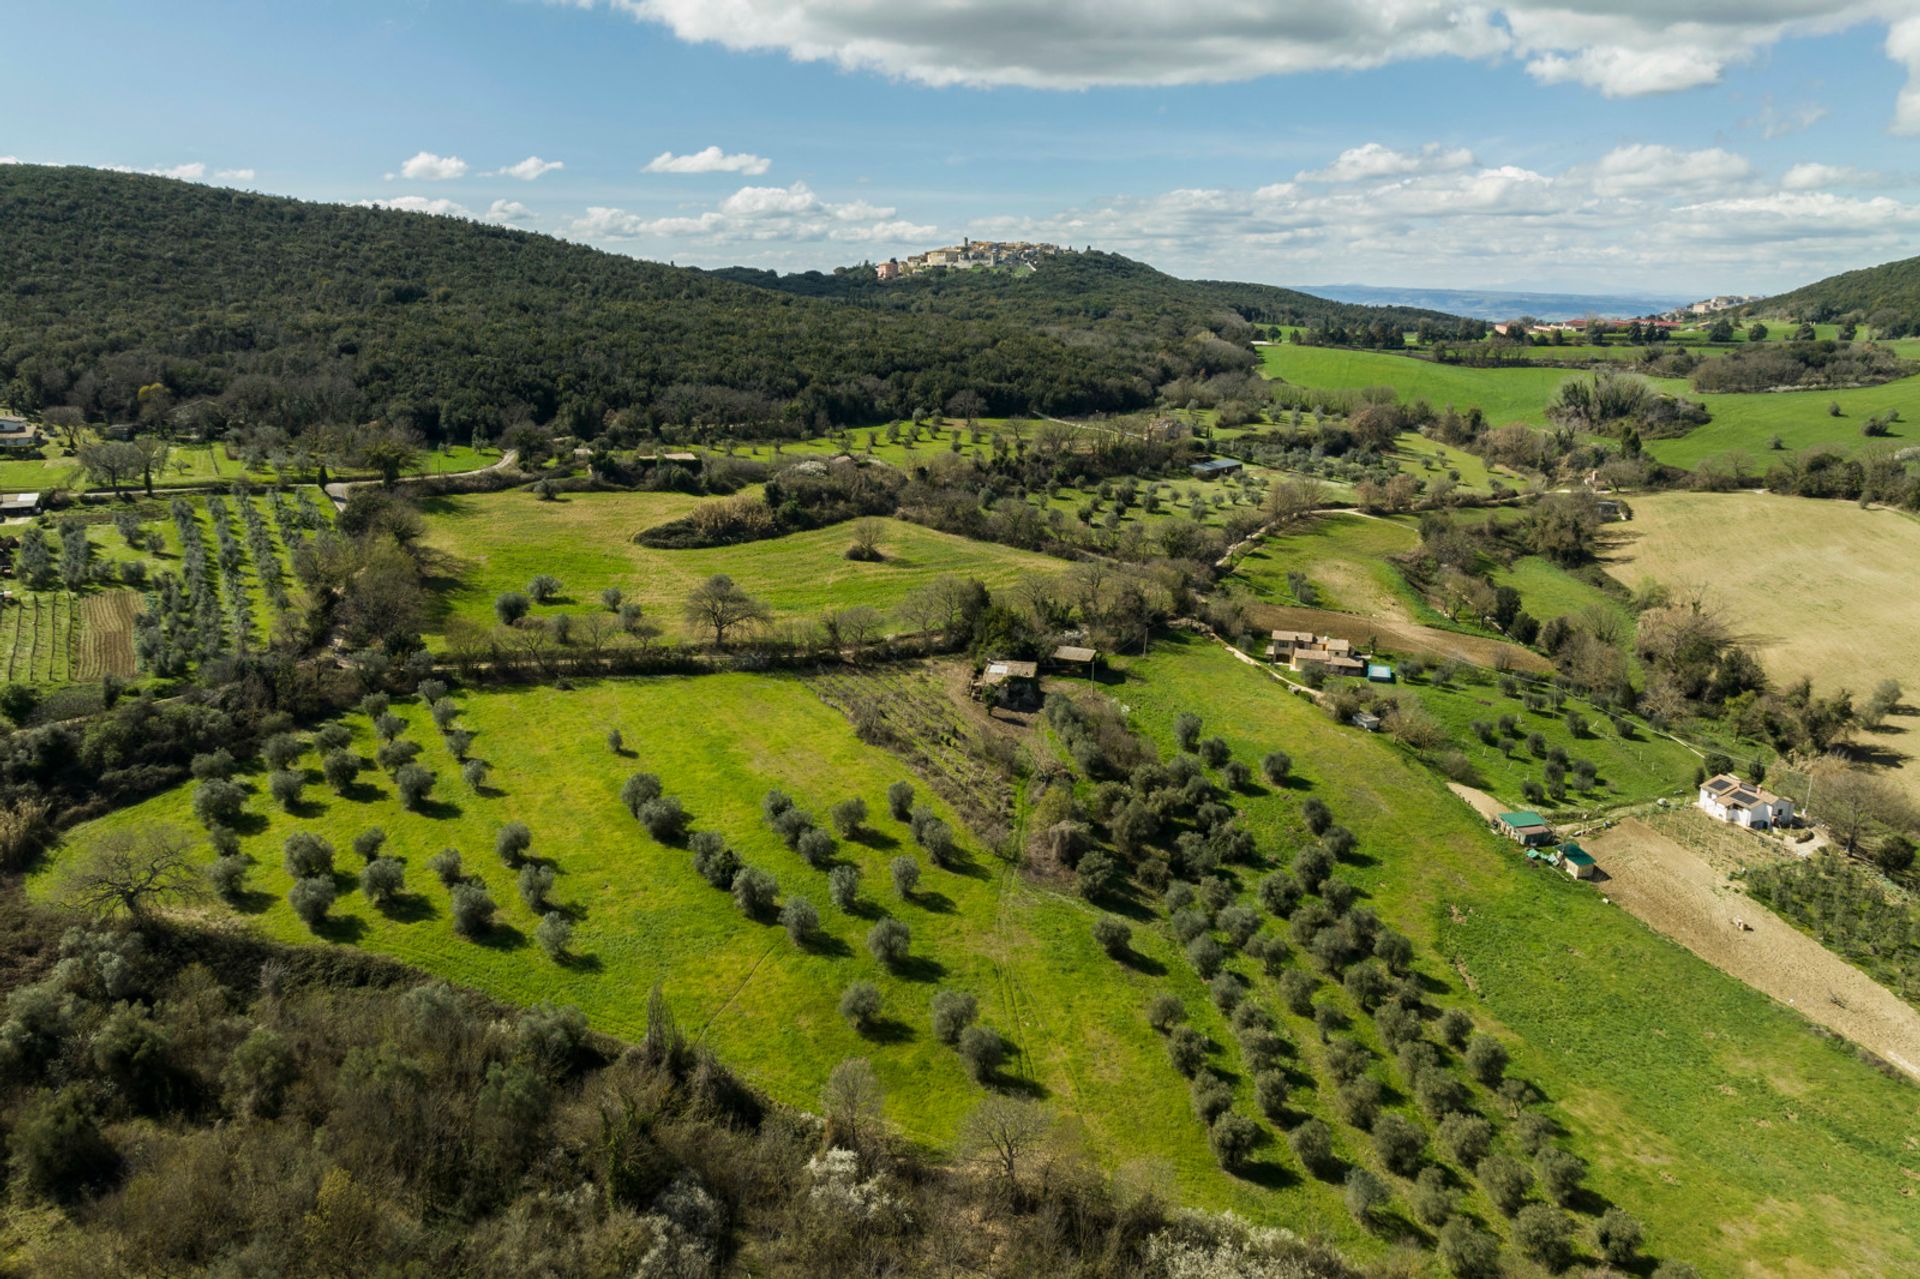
[0,166,1432,441]
[1748,250,1920,335]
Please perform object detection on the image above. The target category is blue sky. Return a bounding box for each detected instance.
[5,0,1920,295]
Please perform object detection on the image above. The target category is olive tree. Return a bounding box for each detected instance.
[288,876,336,930]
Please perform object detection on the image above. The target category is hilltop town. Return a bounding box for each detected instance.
[875,238,1064,280]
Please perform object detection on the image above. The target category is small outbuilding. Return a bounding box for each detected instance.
[1047,644,1099,678]
[1496,810,1555,847]
[1188,457,1244,479]
[1558,842,1596,880]
[1350,710,1382,732]
[974,658,1040,711]
[0,418,38,451]
[1365,663,1395,683]
[0,493,42,518]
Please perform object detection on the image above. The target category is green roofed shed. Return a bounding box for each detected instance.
[1559,841,1596,879]
[1496,810,1555,846]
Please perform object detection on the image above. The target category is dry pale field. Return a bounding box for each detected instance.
[1585,814,1920,1081]
[1607,491,1920,799]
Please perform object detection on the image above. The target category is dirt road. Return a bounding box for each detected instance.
[1241,601,1552,674]
[1585,817,1920,1082]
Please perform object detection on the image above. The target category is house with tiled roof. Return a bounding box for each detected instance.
[1697,774,1793,830]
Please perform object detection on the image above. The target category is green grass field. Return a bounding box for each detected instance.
[0,439,497,494]
[1229,512,1419,618]
[418,490,1066,639]
[1261,345,1628,427]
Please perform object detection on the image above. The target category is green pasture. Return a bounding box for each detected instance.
[0,436,497,494]
[1229,512,1418,618]
[1114,634,1920,1277]
[417,490,1065,640]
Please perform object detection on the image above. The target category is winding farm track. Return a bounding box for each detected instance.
[323,449,521,512]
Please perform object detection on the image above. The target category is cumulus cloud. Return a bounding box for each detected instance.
[1585,144,1752,197]
[1782,162,1886,190]
[1296,143,1474,184]
[0,156,17,165]
[581,1,1918,124]
[216,168,255,182]
[360,196,475,218]
[568,178,932,248]
[496,155,564,180]
[485,199,538,223]
[399,151,469,180]
[154,162,208,180]
[644,146,772,175]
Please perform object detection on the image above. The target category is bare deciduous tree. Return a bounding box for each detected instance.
[60,825,204,920]
[683,574,771,648]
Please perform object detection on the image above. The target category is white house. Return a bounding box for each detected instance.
[1697,774,1794,829]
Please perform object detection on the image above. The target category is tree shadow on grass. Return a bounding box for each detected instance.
[987,1072,1050,1100]
[339,779,387,805]
[284,797,328,821]
[229,888,276,916]
[560,951,604,973]
[909,889,956,915]
[802,932,854,960]
[852,828,900,852]
[1118,948,1167,977]
[411,797,465,822]
[316,914,368,944]
[1236,1151,1302,1192]
[230,810,270,837]
[893,954,946,983]
[475,922,527,951]
[378,893,438,924]
[858,1016,915,1045]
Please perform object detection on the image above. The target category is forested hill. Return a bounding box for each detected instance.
[1748,253,1920,336]
[1,166,1313,440]
[711,253,1464,332]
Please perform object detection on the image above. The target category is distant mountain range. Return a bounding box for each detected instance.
[1292,283,1694,323]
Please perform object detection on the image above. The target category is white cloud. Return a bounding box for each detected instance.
[360,196,475,218]
[644,145,771,175]
[154,162,207,180]
[1297,143,1474,184]
[485,199,538,224]
[496,155,564,180]
[583,1,1918,125]
[568,178,932,249]
[1585,144,1752,197]
[1781,162,1885,190]
[216,168,255,182]
[0,156,19,165]
[399,151,469,180]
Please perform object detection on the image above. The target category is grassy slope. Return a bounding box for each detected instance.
[1261,341,1920,468]
[1229,513,1419,617]
[1117,634,1920,1277]
[417,490,1065,638]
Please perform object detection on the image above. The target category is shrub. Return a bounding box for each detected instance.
[536,910,573,959]
[797,827,836,868]
[1197,736,1230,768]
[1174,712,1202,752]
[320,749,360,792]
[732,866,777,918]
[1344,1167,1388,1224]
[394,764,434,809]
[691,834,741,889]
[601,586,624,612]
[958,1025,1007,1081]
[193,778,246,829]
[840,980,882,1031]
[1337,1078,1380,1131]
[830,796,868,838]
[761,787,794,823]
[827,863,860,911]
[780,895,819,944]
[288,876,336,929]
[637,796,689,842]
[867,917,911,969]
[1091,914,1130,957]
[1513,1203,1571,1270]
[1596,1206,1644,1267]
[1146,993,1186,1033]
[450,882,497,936]
[267,769,303,811]
[918,817,956,867]
[192,748,237,780]
[526,573,562,602]
[1288,1116,1335,1176]
[1536,1147,1585,1206]
[1254,1069,1289,1119]
[889,855,920,898]
[517,862,555,911]
[1411,1166,1453,1227]
[494,590,530,625]
[352,828,388,862]
[931,990,978,1044]
[1372,1112,1425,1176]
[1167,1025,1208,1076]
[886,779,915,821]
[1217,904,1260,948]
[1186,935,1225,979]
[1465,1032,1508,1086]
[1075,849,1117,899]
[263,733,304,770]
[1262,751,1292,784]
[362,857,405,907]
[427,847,462,886]
[1438,1112,1493,1168]
[1191,1071,1234,1125]
[1209,1111,1259,1173]
[1479,1154,1532,1216]
[622,772,663,815]
[1437,1219,1501,1279]
[283,831,334,879]
[208,853,249,899]
[1209,972,1242,1013]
